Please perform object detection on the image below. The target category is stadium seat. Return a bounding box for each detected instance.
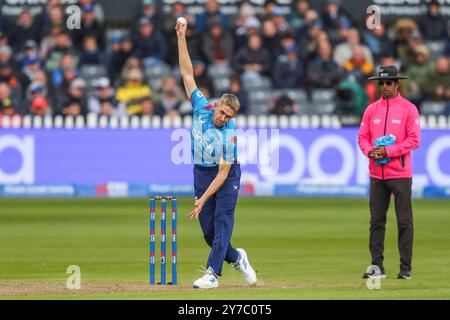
[213,78,230,93]
[207,64,233,78]
[425,40,446,60]
[311,89,336,102]
[242,76,272,90]
[421,101,447,115]
[144,65,171,79]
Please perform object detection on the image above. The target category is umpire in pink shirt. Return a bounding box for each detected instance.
[358,66,421,280]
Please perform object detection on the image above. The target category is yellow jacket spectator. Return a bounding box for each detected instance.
[116,69,152,114]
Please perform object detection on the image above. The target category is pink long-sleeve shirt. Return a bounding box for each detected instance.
[358,93,421,180]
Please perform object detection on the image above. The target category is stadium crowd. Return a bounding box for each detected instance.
[0,0,449,120]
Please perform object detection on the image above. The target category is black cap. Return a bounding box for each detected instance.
[368,66,408,81]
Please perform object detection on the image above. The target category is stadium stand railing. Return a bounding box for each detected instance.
[1,114,449,129]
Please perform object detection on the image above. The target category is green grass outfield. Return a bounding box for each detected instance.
[1,197,449,300]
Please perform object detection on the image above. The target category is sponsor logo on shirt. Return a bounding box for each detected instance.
[373,119,381,125]
[392,119,401,124]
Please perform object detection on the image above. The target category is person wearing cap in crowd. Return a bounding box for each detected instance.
[270,6,290,37]
[0,61,22,105]
[79,0,105,25]
[45,30,74,72]
[0,82,19,118]
[137,0,163,29]
[405,45,434,107]
[202,22,234,66]
[71,3,105,50]
[79,35,104,66]
[419,56,450,101]
[419,0,448,41]
[88,76,126,116]
[288,0,310,29]
[358,66,420,280]
[132,17,167,67]
[19,55,42,91]
[115,69,152,115]
[234,2,261,50]
[30,96,49,116]
[272,44,303,89]
[55,78,88,116]
[321,0,352,43]
[163,1,189,35]
[196,0,230,33]
[107,34,133,84]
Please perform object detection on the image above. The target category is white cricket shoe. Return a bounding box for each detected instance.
[193,266,219,289]
[234,248,257,286]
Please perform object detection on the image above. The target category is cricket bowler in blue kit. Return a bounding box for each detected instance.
[176,18,257,289]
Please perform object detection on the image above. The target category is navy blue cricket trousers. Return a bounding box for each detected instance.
[194,163,241,275]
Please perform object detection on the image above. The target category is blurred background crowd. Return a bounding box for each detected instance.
[0,0,449,122]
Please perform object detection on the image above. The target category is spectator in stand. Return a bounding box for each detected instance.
[343,45,374,84]
[192,60,215,98]
[202,22,234,66]
[393,18,420,67]
[133,17,167,67]
[262,19,282,67]
[0,62,22,108]
[234,3,261,50]
[45,31,73,72]
[71,4,105,50]
[321,0,352,44]
[88,77,125,115]
[307,43,342,89]
[41,3,66,37]
[260,0,278,21]
[444,39,450,58]
[0,45,12,66]
[420,56,450,101]
[297,14,323,62]
[269,7,290,37]
[55,78,88,116]
[79,0,105,25]
[406,45,434,108]
[288,0,310,30]
[136,0,163,31]
[79,35,104,66]
[138,96,163,117]
[398,31,424,71]
[8,9,42,52]
[18,40,41,68]
[362,23,395,64]
[120,56,142,81]
[272,44,303,89]
[19,55,42,93]
[0,32,8,47]
[23,82,50,115]
[333,28,373,68]
[196,0,230,33]
[0,83,18,117]
[50,52,78,89]
[419,0,448,41]
[30,96,50,116]
[221,74,248,115]
[107,35,133,85]
[116,69,152,115]
[41,26,62,59]
[233,34,272,83]
[156,75,185,116]
[0,100,17,117]
[163,1,189,35]
[271,93,298,115]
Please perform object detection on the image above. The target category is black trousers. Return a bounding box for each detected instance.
[369,178,414,272]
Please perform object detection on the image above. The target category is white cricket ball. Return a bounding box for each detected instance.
[177,17,187,26]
